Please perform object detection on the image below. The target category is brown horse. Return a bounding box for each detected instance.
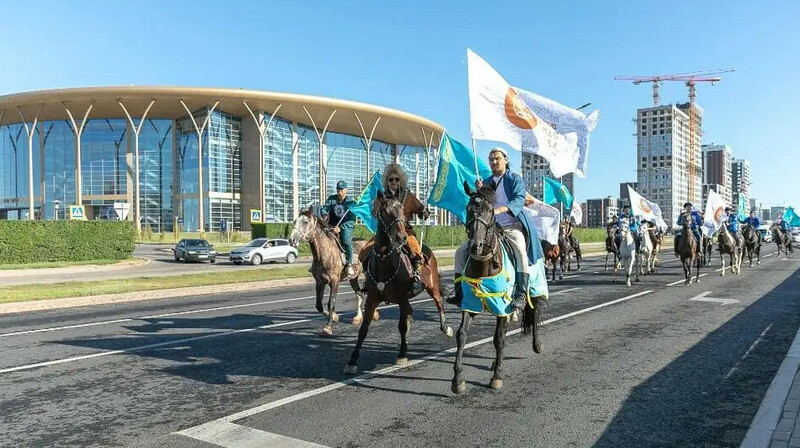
[541,240,562,281]
[452,181,543,394]
[718,225,741,276]
[772,225,794,258]
[701,234,714,266]
[344,191,452,375]
[604,223,620,271]
[741,223,761,267]
[648,227,664,266]
[676,213,701,285]
[289,210,368,335]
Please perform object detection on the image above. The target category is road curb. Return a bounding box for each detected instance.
[740,320,800,447]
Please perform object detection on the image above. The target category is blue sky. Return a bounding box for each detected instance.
[1,0,797,207]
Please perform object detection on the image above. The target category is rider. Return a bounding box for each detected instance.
[449,147,536,311]
[367,163,428,296]
[563,215,582,267]
[740,210,761,245]
[615,205,641,251]
[321,180,356,277]
[675,202,703,255]
[724,206,741,247]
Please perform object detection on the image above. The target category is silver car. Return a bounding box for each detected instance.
[229,238,298,265]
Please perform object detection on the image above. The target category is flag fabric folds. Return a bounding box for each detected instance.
[784,207,800,226]
[466,49,579,177]
[702,190,727,238]
[737,195,747,220]
[522,199,560,245]
[516,88,599,177]
[628,186,667,232]
[569,204,583,226]
[428,132,492,223]
[349,170,383,233]
[543,177,574,211]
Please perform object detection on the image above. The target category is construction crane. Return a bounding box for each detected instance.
[615,69,734,203]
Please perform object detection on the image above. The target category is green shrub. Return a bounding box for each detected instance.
[572,227,608,243]
[0,221,136,264]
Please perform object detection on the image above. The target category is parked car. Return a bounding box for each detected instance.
[173,239,216,263]
[230,238,298,265]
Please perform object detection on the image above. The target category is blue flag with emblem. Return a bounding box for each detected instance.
[737,194,747,220]
[543,177,574,211]
[428,132,492,222]
[784,206,800,226]
[349,170,383,233]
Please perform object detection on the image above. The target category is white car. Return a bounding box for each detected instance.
[792,231,800,244]
[229,238,298,265]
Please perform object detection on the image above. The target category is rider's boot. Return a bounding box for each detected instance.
[512,272,530,311]
[409,256,425,297]
[446,273,463,306]
[345,262,355,278]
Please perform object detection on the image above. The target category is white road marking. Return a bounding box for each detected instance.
[551,287,580,295]
[562,274,583,279]
[688,291,739,305]
[173,289,655,431]
[178,420,329,448]
[725,323,772,380]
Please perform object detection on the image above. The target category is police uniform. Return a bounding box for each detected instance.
[322,181,356,265]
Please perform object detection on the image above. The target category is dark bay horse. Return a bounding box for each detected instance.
[676,214,701,285]
[541,240,562,281]
[289,210,368,335]
[772,225,794,258]
[702,234,714,266]
[718,225,741,276]
[452,181,543,394]
[741,223,761,267]
[344,191,452,375]
[604,224,620,271]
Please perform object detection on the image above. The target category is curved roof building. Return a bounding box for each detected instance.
[0,86,444,231]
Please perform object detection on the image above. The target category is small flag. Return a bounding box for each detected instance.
[783,206,800,226]
[349,170,383,233]
[428,132,492,222]
[543,177,574,211]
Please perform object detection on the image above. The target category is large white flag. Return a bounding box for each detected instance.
[467,49,579,177]
[522,199,560,245]
[702,190,727,238]
[516,88,599,177]
[628,186,668,232]
[569,204,583,226]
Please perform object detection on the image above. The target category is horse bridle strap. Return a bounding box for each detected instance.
[466,216,499,262]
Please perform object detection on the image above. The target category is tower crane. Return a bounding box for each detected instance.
[615,69,734,203]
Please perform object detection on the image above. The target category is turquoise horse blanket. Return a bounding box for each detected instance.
[459,247,549,317]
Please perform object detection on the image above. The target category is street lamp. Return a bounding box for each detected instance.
[53,199,60,221]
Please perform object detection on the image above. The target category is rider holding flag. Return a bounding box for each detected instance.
[616,205,640,251]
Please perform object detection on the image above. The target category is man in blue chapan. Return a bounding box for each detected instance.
[676,202,703,255]
[725,206,741,247]
[740,210,761,245]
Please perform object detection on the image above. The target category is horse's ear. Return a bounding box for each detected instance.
[489,181,498,192]
[463,180,472,196]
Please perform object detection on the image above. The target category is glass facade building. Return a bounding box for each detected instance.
[0,87,443,230]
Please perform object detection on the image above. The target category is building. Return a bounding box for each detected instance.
[586,197,619,228]
[635,103,703,228]
[579,202,588,227]
[732,158,751,212]
[770,206,785,222]
[619,181,638,208]
[761,208,772,222]
[521,153,574,201]
[750,198,762,217]
[701,143,733,205]
[0,86,442,231]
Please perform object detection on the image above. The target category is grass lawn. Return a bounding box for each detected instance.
[0,258,136,271]
[0,256,454,304]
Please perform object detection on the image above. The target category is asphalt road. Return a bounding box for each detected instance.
[1,251,799,447]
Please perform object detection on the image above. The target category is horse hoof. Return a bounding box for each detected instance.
[533,340,544,354]
[320,326,333,336]
[758,261,761,265]
[343,364,357,374]
[444,326,455,338]
[626,280,631,287]
[490,379,503,390]
[331,312,340,323]
[396,357,408,366]
[373,310,380,321]
[452,381,466,395]
[352,315,363,326]
[510,310,519,323]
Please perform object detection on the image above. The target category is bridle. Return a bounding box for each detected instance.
[465,200,499,262]
[294,214,320,242]
[366,198,408,292]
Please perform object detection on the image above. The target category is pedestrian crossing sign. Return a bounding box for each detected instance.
[250,209,262,223]
[69,205,87,220]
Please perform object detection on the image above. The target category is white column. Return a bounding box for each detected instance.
[119,99,155,233]
[62,102,94,208]
[243,102,282,223]
[16,105,44,219]
[291,122,300,217]
[301,107,337,204]
[354,113,381,181]
[179,100,219,232]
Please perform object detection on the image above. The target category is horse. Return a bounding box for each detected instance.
[289,210,368,335]
[718,225,742,276]
[451,181,543,394]
[676,213,701,285]
[772,225,794,258]
[344,191,453,375]
[541,240,562,281]
[649,227,663,266]
[604,224,620,271]
[741,223,761,267]
[617,221,638,287]
[638,224,655,275]
[560,222,581,272]
[701,234,714,266]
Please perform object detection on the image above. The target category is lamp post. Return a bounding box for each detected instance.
[53,199,60,221]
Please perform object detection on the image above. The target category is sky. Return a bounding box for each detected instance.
[1,0,798,208]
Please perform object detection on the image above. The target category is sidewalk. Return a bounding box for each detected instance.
[741,325,800,447]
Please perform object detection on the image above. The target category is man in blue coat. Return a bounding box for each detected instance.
[675,202,703,255]
[741,210,761,245]
[724,206,741,247]
[449,147,541,310]
[615,205,640,251]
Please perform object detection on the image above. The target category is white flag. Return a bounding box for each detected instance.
[569,205,583,226]
[516,88,599,177]
[702,190,727,238]
[628,186,668,232]
[522,199,560,245]
[467,49,579,177]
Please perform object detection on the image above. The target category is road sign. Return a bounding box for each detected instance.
[250,209,262,223]
[69,205,87,221]
[177,217,184,224]
[113,202,131,220]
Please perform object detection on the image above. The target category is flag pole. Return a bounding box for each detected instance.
[471,137,480,179]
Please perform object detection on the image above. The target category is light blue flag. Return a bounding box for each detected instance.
[737,194,747,220]
[783,207,800,226]
[543,177,574,211]
[350,170,383,233]
[428,132,492,222]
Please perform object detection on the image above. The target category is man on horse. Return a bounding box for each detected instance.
[616,205,640,251]
[449,147,537,311]
[724,206,742,247]
[675,202,702,256]
[741,210,761,245]
[321,180,356,277]
[562,215,582,268]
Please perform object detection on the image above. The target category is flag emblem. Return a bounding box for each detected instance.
[504,88,537,129]
[714,206,724,222]
[639,198,651,214]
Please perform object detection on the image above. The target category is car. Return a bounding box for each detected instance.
[173,239,216,263]
[758,227,773,243]
[229,238,298,265]
[792,230,800,244]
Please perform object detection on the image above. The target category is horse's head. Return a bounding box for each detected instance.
[375,189,408,246]
[289,208,317,246]
[680,212,692,231]
[463,180,498,258]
